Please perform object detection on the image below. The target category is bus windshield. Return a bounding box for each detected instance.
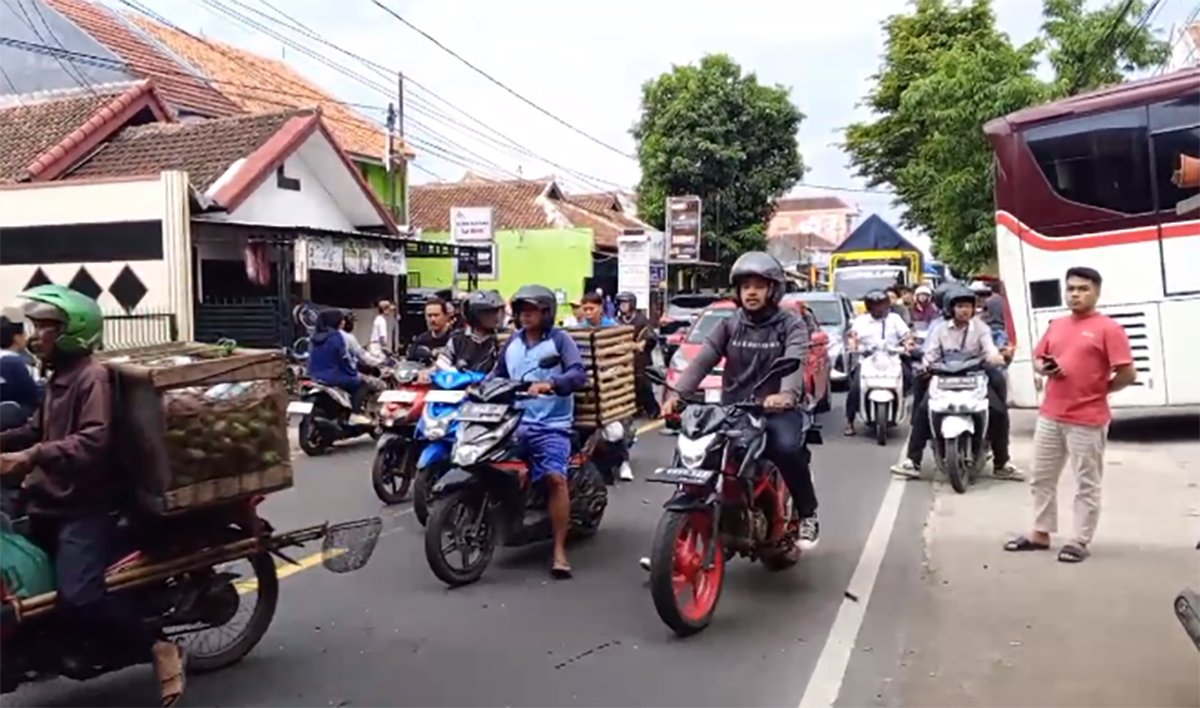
[832,269,902,300]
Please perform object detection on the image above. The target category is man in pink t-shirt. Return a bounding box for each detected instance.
[1004,267,1136,563]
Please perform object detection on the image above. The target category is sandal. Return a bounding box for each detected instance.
[153,642,186,707]
[1058,542,1090,563]
[1003,535,1050,552]
[551,560,573,580]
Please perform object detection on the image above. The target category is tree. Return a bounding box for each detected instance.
[632,54,805,264]
[842,0,1169,274]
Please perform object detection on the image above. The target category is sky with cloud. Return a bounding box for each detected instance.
[124,0,1195,249]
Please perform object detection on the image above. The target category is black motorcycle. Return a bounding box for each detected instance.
[423,355,608,587]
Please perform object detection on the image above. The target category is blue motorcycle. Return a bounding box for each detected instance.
[412,369,487,526]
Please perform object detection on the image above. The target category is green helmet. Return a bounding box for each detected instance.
[18,284,103,354]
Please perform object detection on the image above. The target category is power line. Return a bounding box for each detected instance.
[206,0,631,191]
[1070,0,1145,93]
[5,0,95,94]
[365,0,636,160]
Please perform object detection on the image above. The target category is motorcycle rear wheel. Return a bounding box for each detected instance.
[649,510,725,637]
[298,417,330,457]
[424,488,497,587]
[183,552,279,674]
[371,444,415,505]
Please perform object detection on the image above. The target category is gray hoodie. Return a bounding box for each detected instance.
[675,307,809,405]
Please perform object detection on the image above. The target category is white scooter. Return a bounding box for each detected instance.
[854,343,908,446]
[927,356,989,494]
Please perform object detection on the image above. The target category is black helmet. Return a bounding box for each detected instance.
[729,251,787,306]
[863,290,889,307]
[931,282,954,311]
[615,291,637,307]
[510,284,558,326]
[464,289,504,329]
[941,285,977,319]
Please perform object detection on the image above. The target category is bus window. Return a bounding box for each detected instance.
[1149,93,1200,217]
[1024,107,1155,217]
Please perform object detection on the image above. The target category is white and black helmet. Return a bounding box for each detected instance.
[729,251,787,307]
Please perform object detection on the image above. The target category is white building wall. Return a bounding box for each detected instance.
[220,154,355,232]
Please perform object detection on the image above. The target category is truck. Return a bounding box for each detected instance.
[828,215,924,310]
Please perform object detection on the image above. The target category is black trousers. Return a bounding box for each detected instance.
[28,514,158,656]
[635,376,660,418]
[906,368,1010,467]
[764,409,818,518]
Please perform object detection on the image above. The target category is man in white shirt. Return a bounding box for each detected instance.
[844,290,914,436]
[369,300,393,357]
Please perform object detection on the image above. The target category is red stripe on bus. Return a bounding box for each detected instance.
[996,211,1199,252]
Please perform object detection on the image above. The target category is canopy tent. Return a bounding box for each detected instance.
[834,214,921,253]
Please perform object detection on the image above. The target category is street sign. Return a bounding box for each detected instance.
[666,196,701,262]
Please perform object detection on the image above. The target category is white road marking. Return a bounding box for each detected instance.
[797,441,910,708]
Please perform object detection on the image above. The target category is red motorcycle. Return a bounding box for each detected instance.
[644,357,820,637]
[371,353,434,504]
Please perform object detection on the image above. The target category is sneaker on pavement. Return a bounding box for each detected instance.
[618,462,634,481]
[993,462,1026,481]
[348,413,373,426]
[639,557,651,572]
[798,517,820,551]
[890,459,921,479]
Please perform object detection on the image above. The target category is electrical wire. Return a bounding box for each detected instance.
[4,0,96,94]
[1070,0,1145,92]
[365,0,636,161]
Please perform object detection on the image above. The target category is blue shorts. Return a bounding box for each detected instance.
[516,425,571,483]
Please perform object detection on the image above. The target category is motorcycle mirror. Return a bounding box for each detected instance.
[537,354,562,370]
[751,356,802,395]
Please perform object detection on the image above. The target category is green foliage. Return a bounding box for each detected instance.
[632,54,804,265]
[842,0,1170,274]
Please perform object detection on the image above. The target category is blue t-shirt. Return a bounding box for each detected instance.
[0,351,40,410]
[492,328,587,430]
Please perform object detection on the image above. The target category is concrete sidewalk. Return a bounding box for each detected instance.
[900,412,1200,707]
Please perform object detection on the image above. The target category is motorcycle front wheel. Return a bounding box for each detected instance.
[944,437,970,494]
[649,510,725,637]
[424,488,497,587]
[371,443,415,505]
[413,467,436,526]
[298,416,330,457]
[180,552,279,674]
[873,401,889,446]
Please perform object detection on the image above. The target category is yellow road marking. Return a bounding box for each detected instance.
[268,419,666,588]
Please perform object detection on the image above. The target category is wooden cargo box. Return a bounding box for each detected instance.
[98,342,293,515]
[497,326,637,428]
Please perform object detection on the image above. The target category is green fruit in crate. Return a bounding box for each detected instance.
[261,451,280,465]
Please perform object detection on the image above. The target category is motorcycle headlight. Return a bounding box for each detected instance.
[452,417,519,467]
[677,433,717,469]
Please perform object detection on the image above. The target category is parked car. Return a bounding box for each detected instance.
[663,299,831,413]
[783,291,855,391]
[658,292,725,362]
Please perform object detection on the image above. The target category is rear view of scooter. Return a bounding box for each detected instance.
[855,344,908,445]
[927,355,989,493]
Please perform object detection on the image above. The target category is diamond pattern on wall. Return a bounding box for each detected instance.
[23,268,53,290]
[68,267,103,301]
[109,265,148,312]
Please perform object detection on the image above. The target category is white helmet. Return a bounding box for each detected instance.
[969,280,992,295]
[915,285,933,297]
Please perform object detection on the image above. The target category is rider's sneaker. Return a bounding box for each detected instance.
[993,461,1026,481]
[348,413,373,426]
[890,459,921,479]
[618,462,634,481]
[639,556,652,572]
[798,516,820,552]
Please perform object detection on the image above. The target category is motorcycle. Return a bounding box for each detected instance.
[643,357,818,637]
[371,356,434,505]
[853,343,909,446]
[284,337,310,398]
[288,359,399,457]
[411,368,487,525]
[1176,542,1200,652]
[422,355,608,587]
[0,493,381,694]
[927,355,990,494]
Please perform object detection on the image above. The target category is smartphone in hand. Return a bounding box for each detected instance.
[1041,355,1061,376]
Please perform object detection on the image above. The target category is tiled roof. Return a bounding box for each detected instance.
[775,196,855,212]
[124,14,411,161]
[65,109,303,189]
[0,81,170,182]
[42,0,240,118]
[410,180,563,232]
[566,192,624,214]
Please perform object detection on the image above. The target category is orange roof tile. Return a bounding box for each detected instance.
[411,180,562,232]
[124,13,412,162]
[42,0,240,117]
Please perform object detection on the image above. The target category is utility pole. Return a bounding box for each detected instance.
[385,101,397,221]
[398,71,410,233]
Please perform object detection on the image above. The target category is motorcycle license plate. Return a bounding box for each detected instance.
[648,467,718,485]
[286,401,314,415]
[425,390,466,404]
[457,402,508,423]
[938,377,980,391]
[379,389,418,403]
[704,388,721,403]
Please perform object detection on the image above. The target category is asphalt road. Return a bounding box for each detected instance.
[9,395,930,708]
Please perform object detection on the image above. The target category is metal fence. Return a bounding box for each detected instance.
[101,310,178,351]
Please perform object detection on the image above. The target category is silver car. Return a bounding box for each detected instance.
[784,292,856,391]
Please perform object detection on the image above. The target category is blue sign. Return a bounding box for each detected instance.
[650,263,666,287]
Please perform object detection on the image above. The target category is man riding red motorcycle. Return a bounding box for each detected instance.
[0,284,186,706]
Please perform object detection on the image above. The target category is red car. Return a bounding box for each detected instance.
[663,299,831,412]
